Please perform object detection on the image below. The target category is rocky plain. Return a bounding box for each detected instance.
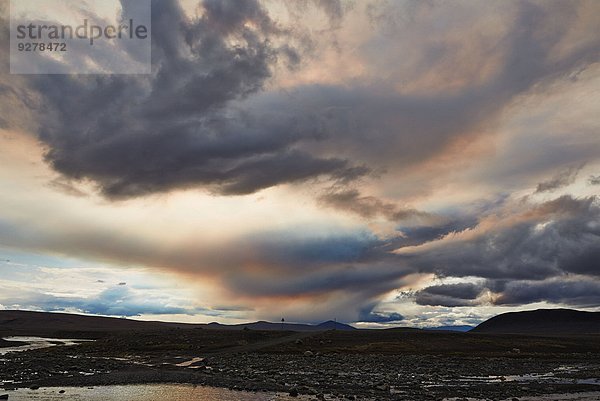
[1,326,600,401]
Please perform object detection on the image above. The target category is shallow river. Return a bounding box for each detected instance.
[0,337,89,355]
[0,339,299,400]
[0,384,302,401]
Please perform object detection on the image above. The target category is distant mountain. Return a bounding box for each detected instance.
[205,319,355,332]
[316,320,355,331]
[0,310,355,337]
[425,325,474,332]
[471,309,600,335]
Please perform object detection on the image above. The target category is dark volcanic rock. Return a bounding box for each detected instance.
[1,326,599,401]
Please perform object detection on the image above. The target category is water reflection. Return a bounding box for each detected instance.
[0,337,91,355]
[1,384,302,401]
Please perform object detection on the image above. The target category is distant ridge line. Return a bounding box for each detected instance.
[0,310,355,336]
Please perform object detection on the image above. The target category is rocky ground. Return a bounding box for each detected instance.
[1,329,600,400]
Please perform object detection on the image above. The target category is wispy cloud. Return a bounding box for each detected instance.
[535,163,586,193]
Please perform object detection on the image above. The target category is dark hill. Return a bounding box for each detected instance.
[205,320,355,331]
[0,310,186,337]
[316,320,356,331]
[0,310,355,338]
[471,309,600,335]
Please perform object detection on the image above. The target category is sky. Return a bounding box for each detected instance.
[0,0,599,328]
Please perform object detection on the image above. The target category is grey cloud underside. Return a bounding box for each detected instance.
[2,0,597,200]
[415,283,485,307]
[404,196,600,281]
[409,196,600,308]
[494,279,600,307]
[20,0,367,199]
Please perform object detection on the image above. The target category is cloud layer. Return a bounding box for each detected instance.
[0,0,599,325]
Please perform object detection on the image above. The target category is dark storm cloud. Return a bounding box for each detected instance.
[396,196,600,307]
[494,279,600,307]
[216,151,368,196]
[535,163,585,193]
[414,283,485,307]
[419,283,484,300]
[8,0,367,199]
[2,0,598,201]
[402,196,600,281]
[415,294,476,308]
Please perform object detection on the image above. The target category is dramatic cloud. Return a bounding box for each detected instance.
[2,0,598,201]
[494,278,600,307]
[397,196,600,308]
[1,0,599,325]
[6,0,367,199]
[415,283,485,307]
[399,196,600,280]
